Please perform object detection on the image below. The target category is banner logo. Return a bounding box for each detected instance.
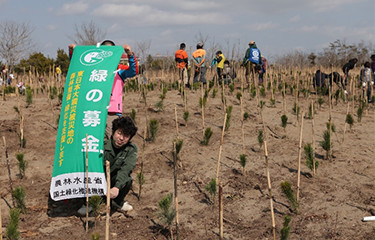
[80,49,113,66]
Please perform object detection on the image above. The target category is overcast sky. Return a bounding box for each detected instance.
[0,0,374,62]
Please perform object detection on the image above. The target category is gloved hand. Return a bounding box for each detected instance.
[344,90,348,95]
[363,82,366,87]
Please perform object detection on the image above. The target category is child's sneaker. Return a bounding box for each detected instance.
[120,202,133,211]
[77,204,92,216]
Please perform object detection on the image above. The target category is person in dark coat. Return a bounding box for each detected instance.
[342,58,358,86]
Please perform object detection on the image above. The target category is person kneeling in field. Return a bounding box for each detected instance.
[78,116,138,215]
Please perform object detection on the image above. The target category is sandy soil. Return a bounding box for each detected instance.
[0,76,374,240]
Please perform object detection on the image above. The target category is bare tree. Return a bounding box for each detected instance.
[70,20,106,45]
[0,21,34,72]
[135,40,152,66]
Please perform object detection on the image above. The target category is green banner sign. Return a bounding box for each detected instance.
[50,45,123,201]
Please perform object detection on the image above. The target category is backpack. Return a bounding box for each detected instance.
[248,48,260,64]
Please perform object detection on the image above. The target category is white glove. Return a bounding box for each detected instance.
[372,81,374,85]
[344,90,348,95]
[363,82,366,87]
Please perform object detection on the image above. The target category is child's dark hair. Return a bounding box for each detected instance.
[364,61,370,68]
[216,50,222,55]
[112,116,138,140]
[180,43,186,49]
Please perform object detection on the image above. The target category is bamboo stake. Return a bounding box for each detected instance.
[201,83,205,136]
[219,184,223,240]
[3,136,15,207]
[342,101,350,143]
[20,115,24,148]
[240,96,245,154]
[138,126,146,200]
[174,105,179,139]
[216,113,227,183]
[173,142,179,240]
[283,77,286,114]
[105,160,110,240]
[311,101,316,176]
[85,134,89,233]
[296,111,304,203]
[264,141,276,240]
[0,195,2,240]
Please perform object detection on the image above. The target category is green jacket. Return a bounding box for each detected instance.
[242,44,262,65]
[103,139,138,190]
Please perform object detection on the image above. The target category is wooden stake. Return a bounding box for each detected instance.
[0,196,2,240]
[264,141,276,240]
[3,136,15,207]
[296,111,304,203]
[20,115,24,148]
[342,101,350,143]
[311,101,316,176]
[201,83,205,136]
[174,105,179,139]
[105,160,110,240]
[283,77,286,115]
[216,113,227,183]
[173,142,179,240]
[240,96,245,154]
[219,184,223,240]
[85,134,89,233]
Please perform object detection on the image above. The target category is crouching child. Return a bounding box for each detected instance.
[78,116,138,215]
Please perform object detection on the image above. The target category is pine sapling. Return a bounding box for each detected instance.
[357,100,365,122]
[345,113,354,130]
[201,127,213,145]
[148,119,159,142]
[183,111,189,126]
[137,170,145,200]
[258,130,264,149]
[91,233,100,240]
[156,193,176,239]
[318,97,324,108]
[172,139,183,161]
[236,92,242,102]
[304,143,319,173]
[320,129,332,160]
[280,181,298,212]
[270,98,276,106]
[239,154,247,174]
[88,195,103,217]
[243,111,249,120]
[13,106,19,114]
[281,114,288,129]
[13,186,26,213]
[259,100,265,109]
[225,105,233,131]
[130,108,136,124]
[212,88,218,98]
[26,87,33,105]
[280,215,292,240]
[205,178,217,204]
[6,208,20,240]
[229,83,235,93]
[16,153,27,179]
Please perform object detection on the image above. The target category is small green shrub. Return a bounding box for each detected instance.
[280,215,292,240]
[280,181,298,212]
[205,178,217,203]
[13,186,26,213]
[148,119,159,142]
[345,113,354,129]
[201,127,213,146]
[6,208,20,240]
